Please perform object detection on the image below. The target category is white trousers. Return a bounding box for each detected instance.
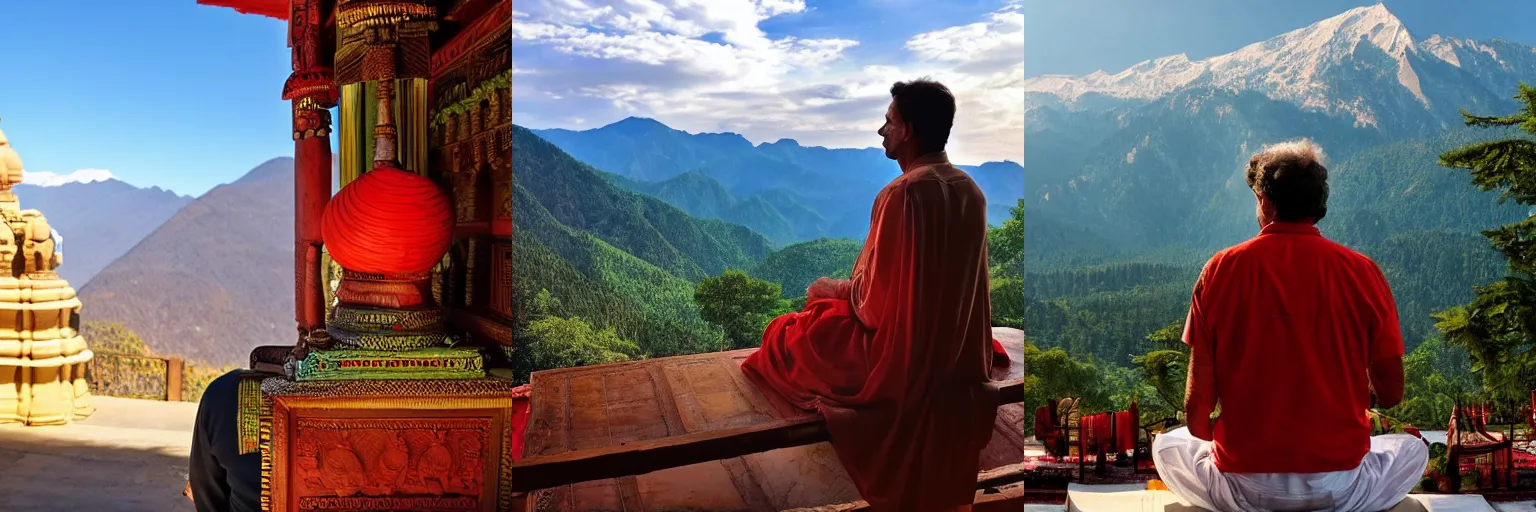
[1151,427,1429,512]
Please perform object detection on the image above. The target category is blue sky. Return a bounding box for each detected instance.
[0,1,296,197]
[512,0,1026,166]
[1026,0,1536,78]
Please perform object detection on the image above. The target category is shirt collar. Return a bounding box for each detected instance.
[1260,221,1321,236]
[902,151,950,173]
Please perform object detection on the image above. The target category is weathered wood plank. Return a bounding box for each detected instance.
[992,377,1025,407]
[975,462,1028,489]
[511,416,830,492]
[519,342,1032,507]
[973,482,1028,512]
[778,482,1027,512]
[518,347,1028,505]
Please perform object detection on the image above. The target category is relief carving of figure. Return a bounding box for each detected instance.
[21,212,58,275]
[295,426,488,500]
[0,231,16,276]
[318,442,367,497]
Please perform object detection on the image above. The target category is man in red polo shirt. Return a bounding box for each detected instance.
[1152,139,1428,511]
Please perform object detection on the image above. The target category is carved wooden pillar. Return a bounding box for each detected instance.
[283,0,339,350]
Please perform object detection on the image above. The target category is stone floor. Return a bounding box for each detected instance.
[2,396,1530,511]
[1029,484,1536,512]
[0,396,197,512]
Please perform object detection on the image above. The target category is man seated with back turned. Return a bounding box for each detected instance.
[742,78,1006,512]
[1153,140,1428,512]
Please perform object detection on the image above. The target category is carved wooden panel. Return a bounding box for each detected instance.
[454,170,479,224]
[266,379,519,512]
[489,243,512,319]
[464,238,478,307]
[494,158,511,222]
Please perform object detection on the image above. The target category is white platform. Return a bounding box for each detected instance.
[1063,484,1501,512]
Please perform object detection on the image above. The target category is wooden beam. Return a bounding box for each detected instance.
[430,0,510,78]
[512,377,1027,493]
[975,462,1027,489]
[780,482,1027,512]
[972,482,1028,512]
[992,377,1025,406]
[165,357,184,402]
[510,416,829,492]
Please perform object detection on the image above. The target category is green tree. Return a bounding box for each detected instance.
[525,316,643,370]
[1434,82,1536,409]
[990,275,1026,329]
[82,321,151,355]
[695,269,784,350]
[988,199,1027,329]
[531,288,563,319]
[1022,341,1116,435]
[1132,321,1189,414]
[988,198,1025,273]
[1387,336,1478,427]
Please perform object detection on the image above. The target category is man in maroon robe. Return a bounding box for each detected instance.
[742,78,1002,511]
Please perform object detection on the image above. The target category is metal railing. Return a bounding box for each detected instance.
[85,352,184,402]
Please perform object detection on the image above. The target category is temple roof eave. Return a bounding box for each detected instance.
[195,0,289,20]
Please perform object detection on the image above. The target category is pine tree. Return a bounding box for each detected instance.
[1433,83,1536,410]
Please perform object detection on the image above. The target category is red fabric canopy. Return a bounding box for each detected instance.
[196,0,288,19]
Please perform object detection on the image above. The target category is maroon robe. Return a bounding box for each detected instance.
[742,152,1000,511]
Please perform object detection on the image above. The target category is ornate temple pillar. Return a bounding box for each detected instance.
[283,0,339,349]
[335,1,434,185]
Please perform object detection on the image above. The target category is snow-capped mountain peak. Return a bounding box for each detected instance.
[1206,2,1427,116]
[22,169,116,187]
[1019,3,1536,126]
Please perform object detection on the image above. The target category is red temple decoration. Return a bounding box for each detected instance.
[195,1,518,511]
[322,168,453,275]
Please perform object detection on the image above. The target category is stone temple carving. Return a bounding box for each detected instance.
[0,121,94,425]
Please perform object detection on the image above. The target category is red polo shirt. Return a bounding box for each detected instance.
[1183,221,1403,474]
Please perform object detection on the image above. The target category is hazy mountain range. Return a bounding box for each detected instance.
[533,118,1025,245]
[14,180,191,285]
[77,158,295,366]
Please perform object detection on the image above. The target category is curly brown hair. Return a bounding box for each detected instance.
[1245,139,1330,222]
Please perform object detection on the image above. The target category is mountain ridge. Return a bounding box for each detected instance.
[1023,4,1536,130]
[14,179,193,286]
[532,117,1025,243]
[78,158,294,366]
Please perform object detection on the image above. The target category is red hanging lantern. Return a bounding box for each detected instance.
[322,167,453,275]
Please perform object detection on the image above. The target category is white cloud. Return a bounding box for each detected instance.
[513,0,1023,164]
[907,10,1023,68]
[22,169,116,187]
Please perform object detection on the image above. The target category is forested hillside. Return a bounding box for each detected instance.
[749,238,863,298]
[508,126,783,379]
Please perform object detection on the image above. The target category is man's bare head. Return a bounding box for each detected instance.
[879,78,956,162]
[1245,139,1329,226]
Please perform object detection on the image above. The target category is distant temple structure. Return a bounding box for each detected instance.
[0,120,95,426]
